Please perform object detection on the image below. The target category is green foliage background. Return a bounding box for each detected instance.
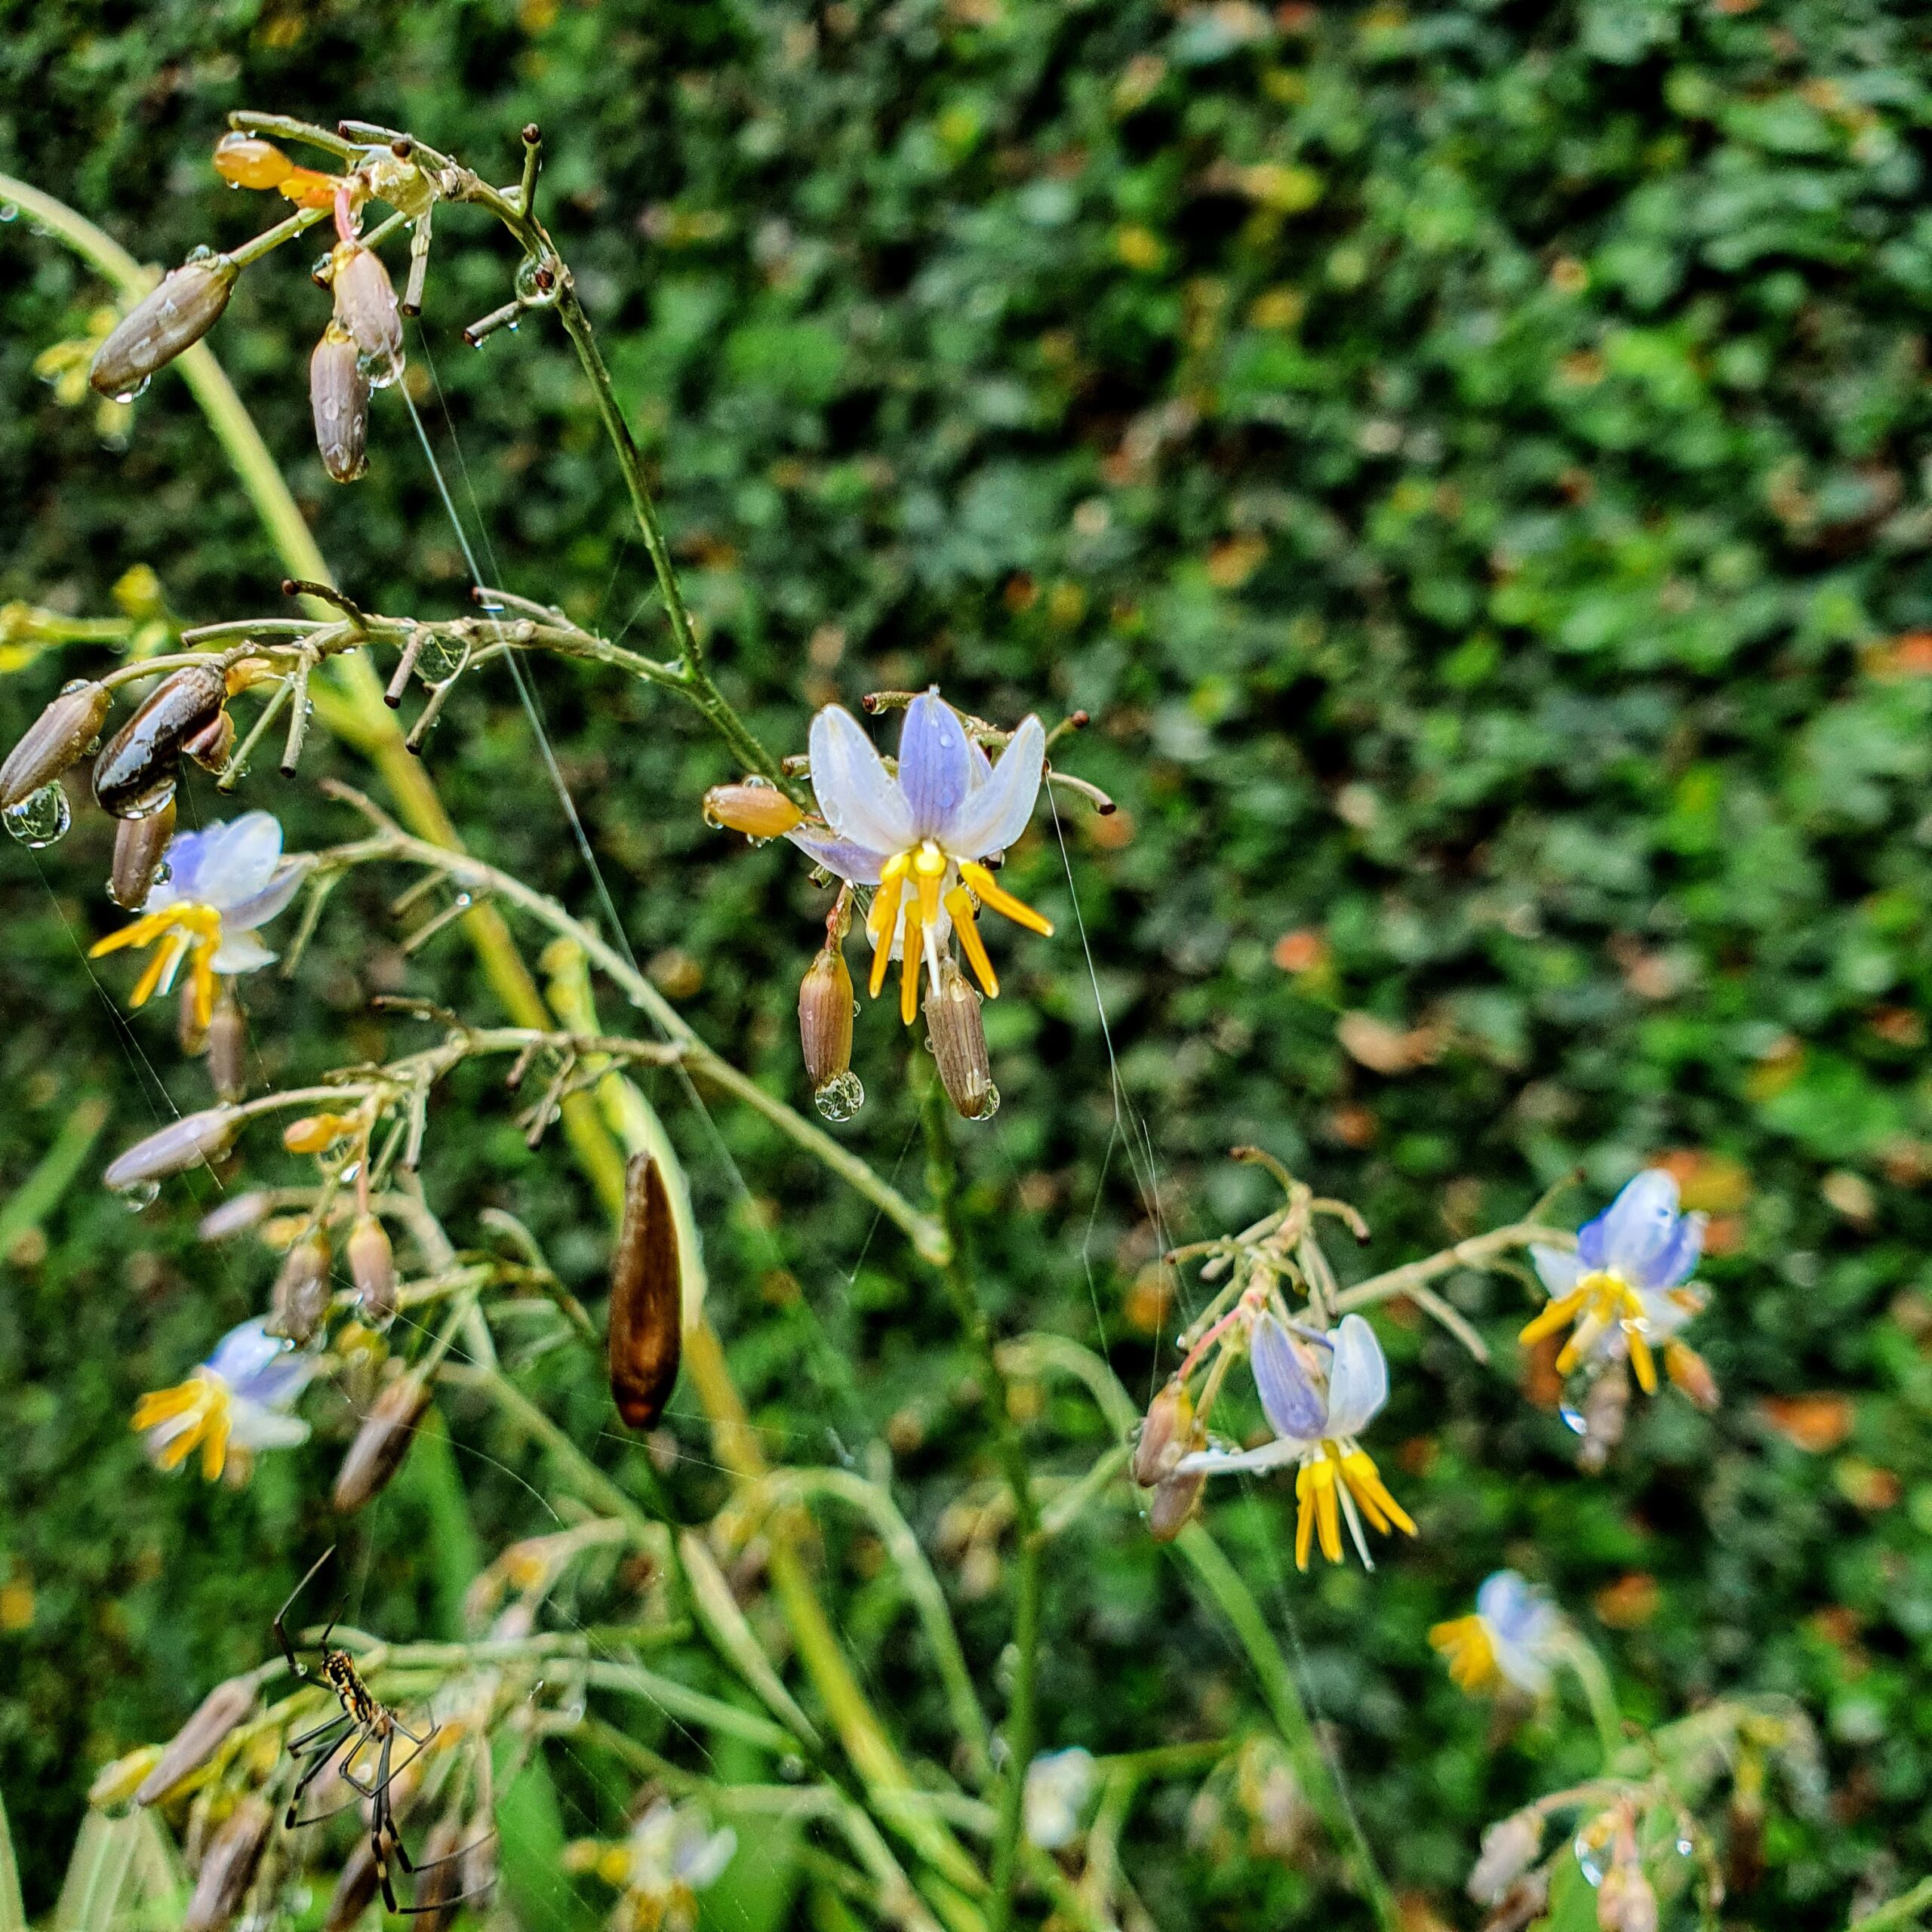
[2,0,1930,1920]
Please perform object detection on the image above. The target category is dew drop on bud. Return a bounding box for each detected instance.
[414,633,465,681]
[121,1179,160,1211]
[964,1081,1001,1121]
[2,781,70,848]
[813,1071,865,1122]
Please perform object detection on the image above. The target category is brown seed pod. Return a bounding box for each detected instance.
[333,1371,431,1513]
[347,1212,399,1327]
[183,707,235,773]
[331,243,403,362]
[208,992,248,1103]
[89,257,237,398]
[407,1815,468,1932]
[103,1106,239,1191]
[798,945,854,1091]
[1131,1377,1194,1487]
[134,1673,255,1807]
[0,679,110,811]
[110,797,176,911]
[92,662,226,820]
[310,325,371,484]
[924,960,997,1121]
[268,1232,333,1346]
[322,1835,382,1932]
[182,1793,271,1932]
[608,1154,682,1430]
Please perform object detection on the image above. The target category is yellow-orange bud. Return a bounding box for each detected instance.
[703,781,802,838]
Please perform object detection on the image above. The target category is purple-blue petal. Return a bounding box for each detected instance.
[786,828,888,887]
[897,691,974,841]
[1252,1317,1325,1441]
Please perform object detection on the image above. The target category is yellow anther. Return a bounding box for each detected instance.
[900,901,923,1026]
[866,854,909,999]
[912,840,947,931]
[958,860,1054,937]
[1428,1614,1500,1692]
[945,884,1000,998]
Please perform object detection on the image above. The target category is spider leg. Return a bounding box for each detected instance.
[273,1545,339,1678]
[391,1875,495,1917]
[337,1724,383,1797]
[285,1719,361,1830]
[371,1727,400,1912]
[288,1709,355,1755]
[390,1710,438,1748]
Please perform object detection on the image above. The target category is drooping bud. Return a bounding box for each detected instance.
[330,243,402,363]
[0,680,110,811]
[212,134,293,191]
[208,992,248,1103]
[323,1837,382,1932]
[92,661,226,820]
[182,1794,272,1932]
[88,1745,163,1814]
[703,781,803,839]
[179,971,209,1057]
[134,1674,255,1807]
[309,325,370,484]
[347,1213,399,1327]
[924,960,998,1121]
[197,1192,269,1243]
[333,1371,431,1513]
[1147,1462,1204,1543]
[103,1106,238,1191]
[110,798,176,910]
[608,1155,682,1430]
[407,1815,468,1931]
[183,707,235,773]
[89,257,238,398]
[282,1112,359,1155]
[1576,1360,1630,1475]
[798,946,854,1091]
[1595,1861,1659,1932]
[1467,1810,1543,1904]
[1131,1377,1194,1487]
[268,1232,333,1346]
[1664,1340,1720,1412]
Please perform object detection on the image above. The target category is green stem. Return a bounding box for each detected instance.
[1850,1878,1932,1932]
[1557,1628,1626,1768]
[1174,1526,1398,1931]
[921,1084,1041,1932]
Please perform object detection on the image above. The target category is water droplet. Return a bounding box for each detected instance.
[513,256,550,303]
[1574,1832,1608,1887]
[312,253,334,282]
[118,777,178,821]
[0,205,17,223]
[965,1082,1001,1121]
[476,597,505,615]
[1675,1837,1694,1858]
[58,678,89,695]
[1558,1401,1586,1437]
[184,243,217,266]
[120,1178,161,1211]
[358,348,405,391]
[112,377,152,405]
[747,834,770,848]
[415,633,465,680]
[2,782,70,848]
[813,1071,865,1122]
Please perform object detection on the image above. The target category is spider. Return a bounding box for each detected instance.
[275,1546,490,1915]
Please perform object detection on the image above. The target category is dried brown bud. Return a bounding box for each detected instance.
[0,680,110,811]
[1131,1377,1194,1487]
[924,960,998,1121]
[330,243,403,361]
[333,1371,431,1513]
[268,1232,333,1346]
[608,1155,682,1430]
[1665,1340,1720,1411]
[407,1816,468,1932]
[703,781,804,838]
[798,946,854,1091]
[1147,1462,1204,1543]
[310,325,371,484]
[103,1106,238,1191]
[134,1673,255,1807]
[111,798,175,911]
[1468,1810,1543,1905]
[208,993,248,1103]
[347,1213,399,1327]
[323,1836,382,1932]
[197,1192,270,1243]
[89,257,237,398]
[183,707,235,773]
[92,662,226,820]
[182,1793,271,1932]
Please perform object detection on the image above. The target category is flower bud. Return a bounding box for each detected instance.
[212,134,292,191]
[333,1371,431,1513]
[703,781,803,838]
[134,1673,255,1807]
[798,946,854,1091]
[282,1112,359,1155]
[330,242,402,362]
[1131,1377,1194,1487]
[208,993,248,1104]
[1596,1861,1659,1932]
[1665,1340,1720,1412]
[179,970,209,1057]
[268,1232,333,1347]
[347,1213,399,1327]
[88,1744,162,1814]
[408,1815,468,1931]
[462,1820,500,1897]
[103,1107,238,1191]
[89,257,237,398]
[1468,1810,1543,1904]
[1147,1463,1204,1543]
[183,707,235,773]
[310,325,370,484]
[924,961,997,1121]
[324,1837,381,1932]
[183,1794,272,1932]
[0,680,110,811]
[110,797,175,910]
[92,662,226,820]
[608,1155,682,1431]
[1577,1360,1629,1475]
[198,1192,269,1243]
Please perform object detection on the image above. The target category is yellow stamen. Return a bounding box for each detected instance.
[866,854,909,999]
[89,903,225,1019]
[1340,1448,1416,1537]
[1294,1457,1343,1570]
[899,900,923,1026]
[1518,1287,1586,1346]
[1624,1322,1657,1395]
[1429,1614,1501,1693]
[945,884,999,998]
[131,1371,232,1482]
[958,860,1054,937]
[912,841,946,933]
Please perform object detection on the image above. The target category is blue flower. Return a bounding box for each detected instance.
[1431,1571,1565,1696]
[132,1316,315,1484]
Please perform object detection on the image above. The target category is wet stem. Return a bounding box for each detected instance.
[921,1081,1042,1930]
